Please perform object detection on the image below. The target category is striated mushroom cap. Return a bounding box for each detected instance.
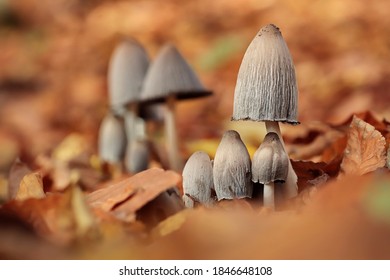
[108,38,149,108]
[232,24,298,124]
[252,132,289,184]
[141,44,212,103]
[182,151,214,207]
[98,113,127,163]
[213,130,253,200]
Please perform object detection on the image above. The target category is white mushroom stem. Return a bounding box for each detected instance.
[265,121,298,199]
[263,182,275,210]
[165,96,183,171]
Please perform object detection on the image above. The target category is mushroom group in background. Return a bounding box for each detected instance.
[213,130,253,201]
[182,151,215,208]
[232,24,299,200]
[98,38,151,173]
[252,132,289,210]
[141,44,212,172]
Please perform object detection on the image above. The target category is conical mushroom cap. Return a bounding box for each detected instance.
[141,44,212,103]
[252,132,289,184]
[232,24,298,124]
[98,113,126,163]
[108,39,149,108]
[182,151,214,207]
[213,130,253,200]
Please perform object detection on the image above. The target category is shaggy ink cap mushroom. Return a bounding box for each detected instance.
[140,44,212,171]
[108,38,149,111]
[252,132,289,210]
[182,151,214,207]
[252,132,289,184]
[232,23,299,199]
[232,24,298,123]
[213,130,253,201]
[141,44,212,103]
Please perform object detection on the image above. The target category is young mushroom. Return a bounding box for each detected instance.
[182,151,215,207]
[252,132,289,210]
[98,113,126,164]
[141,44,212,171]
[213,130,253,200]
[232,24,299,199]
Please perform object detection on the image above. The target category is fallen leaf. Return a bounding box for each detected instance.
[1,185,97,245]
[87,168,182,222]
[340,115,386,176]
[16,172,45,201]
[8,158,32,200]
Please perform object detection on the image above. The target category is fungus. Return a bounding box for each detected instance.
[232,24,299,199]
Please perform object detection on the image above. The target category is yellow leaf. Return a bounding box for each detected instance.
[16,172,45,201]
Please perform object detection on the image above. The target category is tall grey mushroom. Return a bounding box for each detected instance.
[141,44,212,171]
[108,38,150,172]
[213,130,252,200]
[252,132,289,210]
[232,24,299,199]
[182,151,215,207]
[98,113,126,164]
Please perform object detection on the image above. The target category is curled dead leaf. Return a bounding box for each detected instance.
[340,115,386,176]
[86,168,183,223]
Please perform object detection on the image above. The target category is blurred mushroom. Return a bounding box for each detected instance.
[108,38,150,172]
[213,130,252,200]
[182,151,215,207]
[252,132,289,210]
[98,113,126,164]
[123,113,150,173]
[141,44,212,171]
[232,24,299,199]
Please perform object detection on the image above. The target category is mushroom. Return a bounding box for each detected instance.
[252,132,289,210]
[108,38,150,172]
[232,24,299,199]
[213,130,253,200]
[98,113,126,164]
[141,44,212,171]
[182,151,215,207]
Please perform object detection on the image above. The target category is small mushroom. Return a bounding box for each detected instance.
[252,132,289,210]
[213,130,253,200]
[98,113,126,164]
[141,44,212,171]
[108,38,149,114]
[232,24,299,199]
[108,38,151,172]
[182,151,214,207]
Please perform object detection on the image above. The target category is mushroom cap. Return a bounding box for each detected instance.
[232,24,299,124]
[108,38,149,108]
[141,44,212,103]
[182,151,214,207]
[252,132,289,184]
[125,139,150,174]
[98,113,127,163]
[213,130,253,200]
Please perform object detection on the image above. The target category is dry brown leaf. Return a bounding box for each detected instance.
[1,185,97,245]
[87,168,182,222]
[16,172,45,201]
[340,115,386,176]
[8,159,32,200]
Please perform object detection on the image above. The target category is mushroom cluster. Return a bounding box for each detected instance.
[182,23,300,209]
[98,39,212,174]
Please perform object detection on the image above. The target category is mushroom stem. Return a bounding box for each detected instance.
[265,121,298,199]
[263,182,275,210]
[165,95,183,171]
